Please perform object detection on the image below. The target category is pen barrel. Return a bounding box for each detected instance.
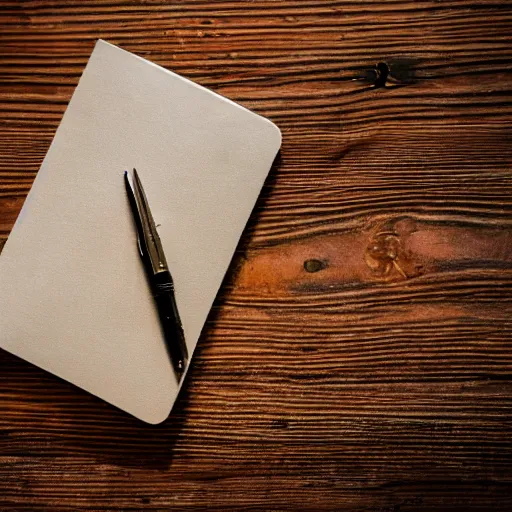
[152,271,189,379]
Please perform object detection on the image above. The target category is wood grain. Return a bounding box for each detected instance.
[1,1,511,510]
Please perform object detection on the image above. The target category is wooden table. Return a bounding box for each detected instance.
[1,1,511,510]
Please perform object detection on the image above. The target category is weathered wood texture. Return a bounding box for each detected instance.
[1,1,512,510]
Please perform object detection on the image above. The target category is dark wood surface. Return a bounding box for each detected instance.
[1,1,511,510]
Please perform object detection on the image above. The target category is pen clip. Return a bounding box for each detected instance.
[124,168,168,276]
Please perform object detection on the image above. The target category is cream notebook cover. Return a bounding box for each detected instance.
[0,40,281,424]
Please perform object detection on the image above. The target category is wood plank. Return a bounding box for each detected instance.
[0,1,511,510]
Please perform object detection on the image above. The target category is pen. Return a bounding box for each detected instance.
[124,169,189,381]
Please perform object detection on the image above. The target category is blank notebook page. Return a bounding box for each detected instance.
[0,40,281,424]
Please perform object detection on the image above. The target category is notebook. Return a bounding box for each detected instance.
[0,40,281,424]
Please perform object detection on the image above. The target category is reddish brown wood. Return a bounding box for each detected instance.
[1,1,511,510]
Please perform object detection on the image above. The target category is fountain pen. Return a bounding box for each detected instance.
[124,169,189,382]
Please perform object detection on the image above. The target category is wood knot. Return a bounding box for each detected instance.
[364,217,423,279]
[359,58,419,89]
[304,259,328,273]
[373,62,389,88]
[365,218,423,280]
[365,231,407,278]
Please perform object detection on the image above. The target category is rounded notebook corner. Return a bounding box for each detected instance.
[143,408,172,425]
[135,393,175,425]
[122,364,178,425]
[266,118,282,151]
